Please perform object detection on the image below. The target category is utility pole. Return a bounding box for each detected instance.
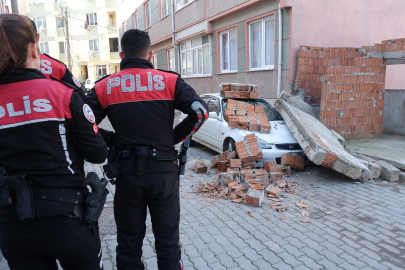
[10,0,19,14]
[60,6,72,71]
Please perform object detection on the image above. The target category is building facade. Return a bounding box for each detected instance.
[24,0,120,83]
[117,0,289,98]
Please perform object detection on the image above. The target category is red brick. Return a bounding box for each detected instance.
[281,153,305,171]
[264,160,278,173]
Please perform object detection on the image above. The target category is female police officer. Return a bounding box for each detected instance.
[0,14,107,269]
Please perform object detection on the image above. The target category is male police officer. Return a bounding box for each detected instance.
[85,29,208,269]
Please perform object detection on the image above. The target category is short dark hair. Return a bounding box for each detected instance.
[121,29,151,58]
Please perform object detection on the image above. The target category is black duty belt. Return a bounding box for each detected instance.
[32,186,87,206]
[120,148,178,161]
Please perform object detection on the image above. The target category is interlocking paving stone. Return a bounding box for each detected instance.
[2,118,405,270]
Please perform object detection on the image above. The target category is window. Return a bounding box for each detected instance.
[38,42,49,54]
[151,53,157,68]
[89,39,99,52]
[109,38,119,52]
[180,35,210,77]
[176,0,192,10]
[109,14,115,26]
[145,2,151,28]
[59,41,66,54]
[131,13,137,29]
[56,17,63,28]
[161,0,170,18]
[32,17,47,29]
[249,16,274,70]
[207,99,219,115]
[86,13,97,26]
[167,48,176,71]
[96,65,107,78]
[220,28,237,72]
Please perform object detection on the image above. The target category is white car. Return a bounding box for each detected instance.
[84,79,95,94]
[179,93,304,165]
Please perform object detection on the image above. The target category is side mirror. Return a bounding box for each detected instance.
[209,112,220,120]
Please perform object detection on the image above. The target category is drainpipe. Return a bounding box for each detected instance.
[171,0,180,73]
[276,2,283,98]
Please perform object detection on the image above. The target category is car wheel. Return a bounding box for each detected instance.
[223,138,236,152]
[189,136,196,146]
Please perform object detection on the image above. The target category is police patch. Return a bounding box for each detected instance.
[73,76,82,88]
[83,104,95,123]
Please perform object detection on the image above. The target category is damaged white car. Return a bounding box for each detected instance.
[179,93,305,165]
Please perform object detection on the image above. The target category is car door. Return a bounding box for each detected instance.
[198,97,222,149]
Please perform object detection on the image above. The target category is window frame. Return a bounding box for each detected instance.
[144,1,151,29]
[109,38,119,52]
[151,53,157,69]
[56,16,64,29]
[180,36,211,78]
[219,27,238,73]
[161,0,170,18]
[176,0,194,11]
[248,15,275,71]
[32,17,47,29]
[96,65,108,78]
[38,42,49,54]
[59,41,67,54]
[131,12,137,29]
[86,13,98,26]
[166,47,176,72]
[89,39,100,52]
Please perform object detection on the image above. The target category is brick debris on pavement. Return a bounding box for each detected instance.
[1,118,405,270]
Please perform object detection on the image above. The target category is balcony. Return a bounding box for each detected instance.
[110,52,120,61]
[105,0,117,8]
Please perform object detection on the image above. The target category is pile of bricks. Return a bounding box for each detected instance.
[235,134,263,163]
[263,160,293,177]
[219,83,259,99]
[225,100,270,133]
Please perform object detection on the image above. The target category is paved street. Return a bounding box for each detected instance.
[0,118,405,269]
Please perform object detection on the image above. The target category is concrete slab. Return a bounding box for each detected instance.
[275,91,371,181]
[345,134,405,170]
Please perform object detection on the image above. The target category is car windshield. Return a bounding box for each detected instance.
[222,98,283,121]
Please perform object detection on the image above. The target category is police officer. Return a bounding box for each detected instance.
[28,20,87,99]
[0,14,107,269]
[85,29,208,269]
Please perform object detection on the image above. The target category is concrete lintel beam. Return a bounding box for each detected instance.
[367,50,405,60]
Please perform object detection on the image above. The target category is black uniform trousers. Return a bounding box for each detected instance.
[114,171,181,270]
[0,216,103,270]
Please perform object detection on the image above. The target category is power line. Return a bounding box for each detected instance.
[69,16,117,31]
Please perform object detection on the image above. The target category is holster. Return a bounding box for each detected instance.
[0,166,14,208]
[134,146,149,176]
[103,145,122,179]
[8,174,34,222]
[84,173,109,223]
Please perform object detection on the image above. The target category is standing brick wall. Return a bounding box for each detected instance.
[320,58,385,140]
[293,38,405,140]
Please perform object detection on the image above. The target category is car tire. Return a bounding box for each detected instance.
[189,136,196,147]
[223,138,236,152]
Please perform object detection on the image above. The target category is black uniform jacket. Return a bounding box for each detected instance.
[40,53,86,99]
[85,57,208,152]
[0,67,107,221]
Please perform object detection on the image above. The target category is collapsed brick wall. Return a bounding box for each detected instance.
[293,38,405,140]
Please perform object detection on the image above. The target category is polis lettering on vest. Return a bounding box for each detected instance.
[0,96,52,119]
[107,72,165,94]
[40,60,53,75]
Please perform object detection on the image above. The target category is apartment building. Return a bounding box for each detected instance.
[24,0,120,83]
[117,0,287,98]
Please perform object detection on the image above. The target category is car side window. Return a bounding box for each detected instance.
[207,99,219,116]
